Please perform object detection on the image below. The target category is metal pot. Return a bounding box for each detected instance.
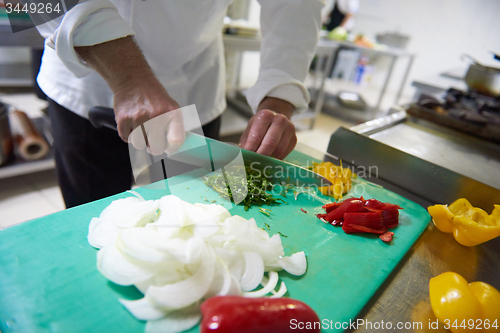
[464,63,500,97]
[0,102,14,166]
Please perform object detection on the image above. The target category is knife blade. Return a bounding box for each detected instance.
[88,106,332,187]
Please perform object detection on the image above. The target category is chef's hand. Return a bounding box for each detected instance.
[113,77,185,155]
[75,36,185,155]
[240,97,297,160]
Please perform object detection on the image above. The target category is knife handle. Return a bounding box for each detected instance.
[88,106,117,131]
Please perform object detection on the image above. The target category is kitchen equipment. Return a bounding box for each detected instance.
[0,102,13,166]
[9,110,50,161]
[336,91,367,110]
[376,31,410,49]
[0,149,430,333]
[88,106,332,188]
[462,54,500,97]
[408,88,500,144]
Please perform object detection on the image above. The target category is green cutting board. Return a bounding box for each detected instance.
[0,150,430,332]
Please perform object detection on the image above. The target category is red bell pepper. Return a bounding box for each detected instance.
[317,197,402,241]
[200,296,320,333]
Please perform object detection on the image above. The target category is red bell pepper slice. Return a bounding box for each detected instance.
[324,199,365,222]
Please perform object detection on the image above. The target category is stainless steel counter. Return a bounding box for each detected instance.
[353,107,500,191]
[307,111,500,332]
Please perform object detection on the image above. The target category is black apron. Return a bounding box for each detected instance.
[325,2,346,31]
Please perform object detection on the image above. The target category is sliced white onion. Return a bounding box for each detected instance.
[216,249,244,281]
[154,238,193,264]
[240,252,264,292]
[145,304,201,333]
[194,203,231,221]
[116,228,171,263]
[191,216,221,238]
[135,279,151,294]
[97,245,158,286]
[216,258,241,296]
[90,194,309,331]
[119,297,167,321]
[87,217,120,249]
[146,261,194,287]
[100,197,159,228]
[263,259,282,272]
[243,271,279,298]
[146,247,215,309]
[278,251,307,276]
[258,276,287,298]
[270,282,287,298]
[153,196,186,227]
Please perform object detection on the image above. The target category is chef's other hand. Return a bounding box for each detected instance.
[113,78,185,156]
[240,97,297,160]
[75,36,185,156]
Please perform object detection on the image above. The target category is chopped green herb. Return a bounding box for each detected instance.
[264,222,271,229]
[211,200,217,203]
[259,207,272,217]
[186,187,189,189]
[278,232,288,238]
[203,166,284,210]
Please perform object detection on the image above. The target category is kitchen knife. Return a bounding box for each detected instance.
[88,106,332,187]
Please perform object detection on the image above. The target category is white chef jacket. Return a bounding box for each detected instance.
[36,0,323,128]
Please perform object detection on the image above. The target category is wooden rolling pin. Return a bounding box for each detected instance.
[9,110,50,160]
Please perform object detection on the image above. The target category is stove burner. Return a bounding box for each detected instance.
[417,88,500,126]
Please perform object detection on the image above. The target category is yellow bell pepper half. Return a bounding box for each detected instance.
[429,272,500,332]
[311,161,353,200]
[428,199,500,246]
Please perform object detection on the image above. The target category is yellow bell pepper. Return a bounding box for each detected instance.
[311,161,353,200]
[429,272,500,332]
[428,199,500,246]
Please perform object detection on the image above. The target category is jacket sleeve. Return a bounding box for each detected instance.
[35,0,135,78]
[245,0,324,113]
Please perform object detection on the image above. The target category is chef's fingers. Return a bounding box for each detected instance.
[146,125,168,156]
[129,126,147,150]
[271,123,296,160]
[239,117,253,147]
[165,111,186,154]
[256,116,288,156]
[143,113,170,156]
[278,131,297,160]
[241,110,274,152]
[117,118,133,143]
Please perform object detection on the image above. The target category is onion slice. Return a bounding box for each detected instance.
[119,297,166,321]
[278,251,307,276]
[240,252,264,292]
[97,244,158,286]
[145,304,201,333]
[88,217,120,249]
[243,271,279,297]
[271,282,288,298]
[146,247,215,309]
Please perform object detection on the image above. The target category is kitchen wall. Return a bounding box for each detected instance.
[352,0,500,92]
[239,0,500,98]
